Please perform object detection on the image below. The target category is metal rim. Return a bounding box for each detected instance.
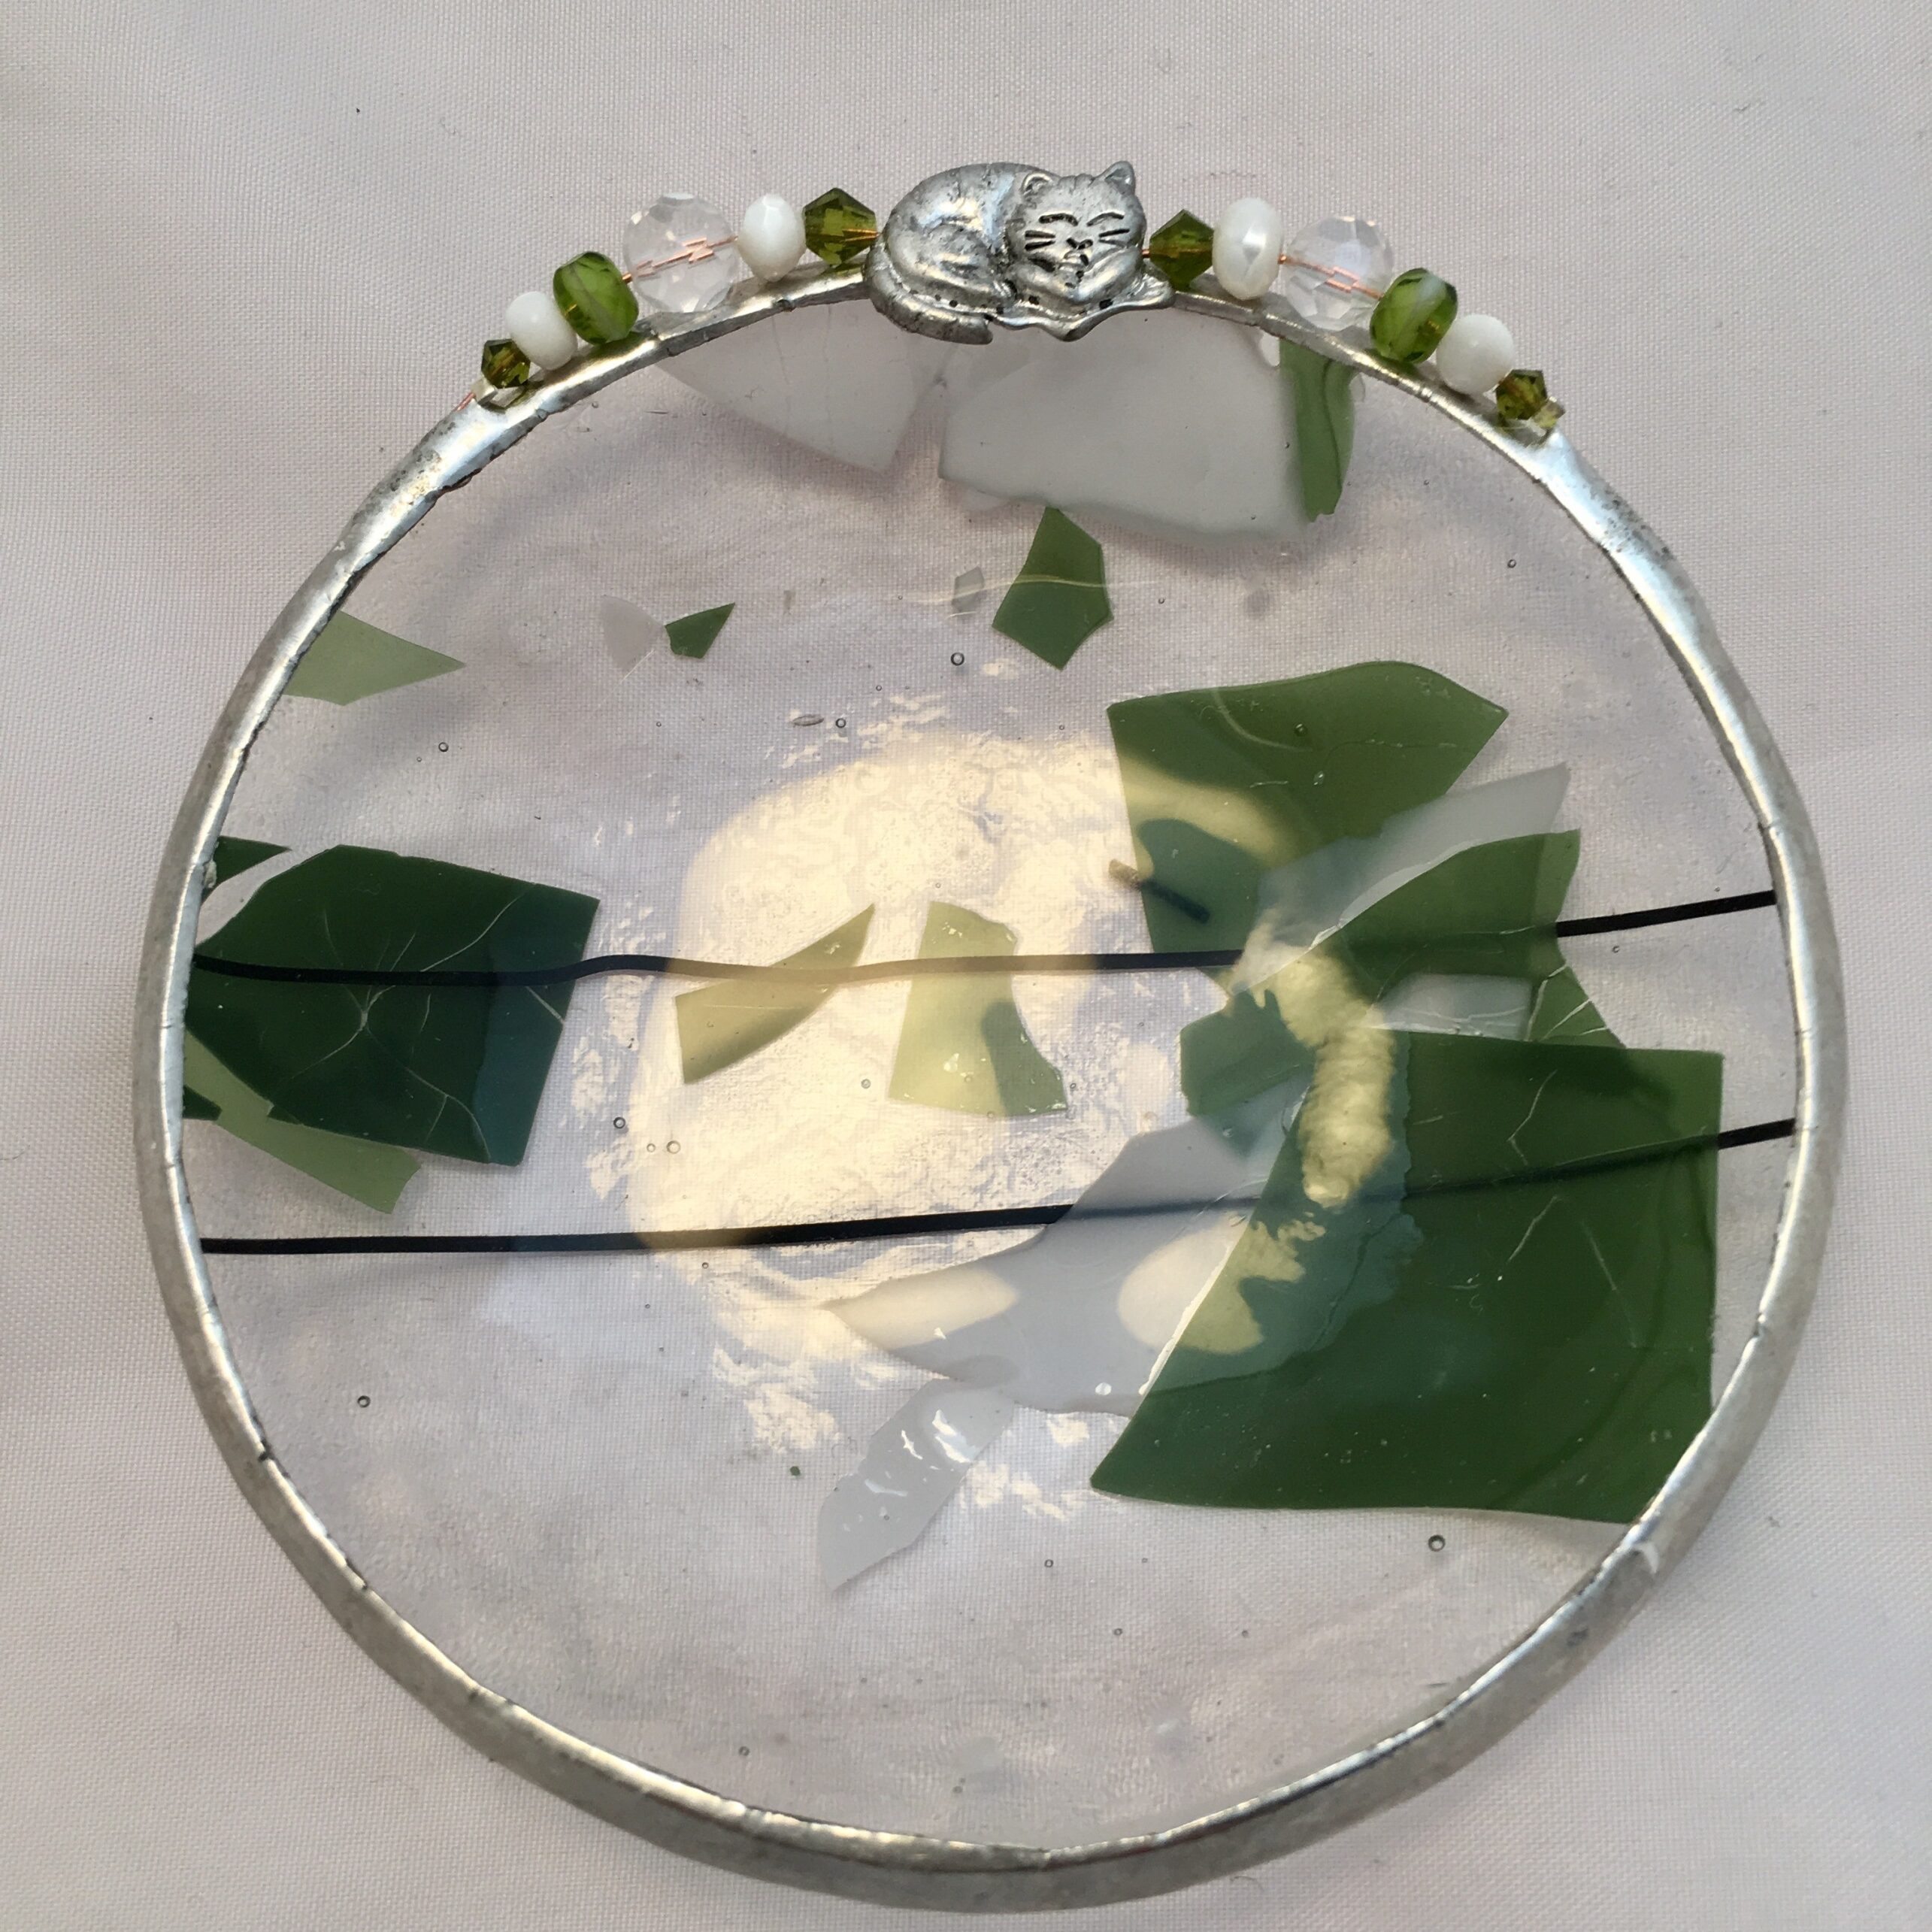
[133,271,1846,1912]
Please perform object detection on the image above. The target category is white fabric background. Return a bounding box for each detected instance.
[2,2,1927,1925]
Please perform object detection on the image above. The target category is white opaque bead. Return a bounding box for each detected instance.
[1213,197,1284,301]
[504,289,577,371]
[1435,313,1518,395]
[737,193,806,282]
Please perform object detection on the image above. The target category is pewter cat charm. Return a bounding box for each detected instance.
[865,161,1173,344]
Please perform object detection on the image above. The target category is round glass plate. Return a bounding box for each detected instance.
[137,279,1842,1909]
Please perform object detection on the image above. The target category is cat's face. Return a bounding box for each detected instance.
[1002,162,1146,309]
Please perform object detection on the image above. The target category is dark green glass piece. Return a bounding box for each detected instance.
[180,1032,419,1211]
[180,1084,221,1121]
[186,846,598,1165]
[1094,1031,1722,1522]
[677,907,874,1082]
[1106,664,1506,954]
[1179,831,1616,1119]
[801,188,878,268]
[286,613,461,705]
[1146,208,1215,291]
[1279,341,1355,518]
[480,336,531,387]
[889,904,1067,1116]
[665,602,735,659]
[1495,368,1565,433]
[1370,268,1458,363]
[553,250,639,345]
[992,507,1110,668]
[210,836,286,887]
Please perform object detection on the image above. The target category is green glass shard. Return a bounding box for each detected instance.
[553,250,639,345]
[1370,268,1458,364]
[889,903,1067,1116]
[665,603,734,659]
[677,907,875,1083]
[1180,834,1617,1119]
[286,614,462,705]
[210,836,286,887]
[992,507,1110,669]
[802,188,877,267]
[180,1084,221,1121]
[1279,341,1355,519]
[186,846,598,1165]
[1094,1031,1722,1522]
[1146,208,1215,291]
[1107,663,1507,954]
[180,1033,418,1213]
[480,336,531,388]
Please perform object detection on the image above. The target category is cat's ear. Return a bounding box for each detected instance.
[1019,169,1054,198]
[1101,161,1137,194]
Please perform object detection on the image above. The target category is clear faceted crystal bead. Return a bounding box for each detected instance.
[1281,215,1395,331]
[622,192,740,316]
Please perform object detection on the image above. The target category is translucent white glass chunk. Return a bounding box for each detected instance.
[598,595,664,676]
[623,192,740,316]
[817,1380,1014,1590]
[1282,215,1395,332]
[938,310,1302,542]
[831,1087,1300,1418]
[659,300,953,471]
[1376,974,1535,1040]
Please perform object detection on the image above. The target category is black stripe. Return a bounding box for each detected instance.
[199,1118,1795,1258]
[189,889,1778,990]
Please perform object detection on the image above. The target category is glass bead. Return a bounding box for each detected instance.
[623,193,740,316]
[552,252,638,345]
[1370,269,1458,364]
[478,337,530,389]
[1495,368,1566,434]
[1281,215,1394,331]
[1146,209,1215,291]
[801,187,877,268]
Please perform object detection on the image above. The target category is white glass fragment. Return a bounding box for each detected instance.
[658,301,953,471]
[937,310,1303,542]
[817,1379,1014,1590]
[598,595,665,676]
[1376,973,1535,1040]
[832,1086,1301,1419]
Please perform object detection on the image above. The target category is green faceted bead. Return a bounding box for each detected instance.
[1146,208,1215,291]
[553,250,639,345]
[802,187,877,268]
[479,337,530,389]
[1370,268,1458,363]
[1495,368,1566,433]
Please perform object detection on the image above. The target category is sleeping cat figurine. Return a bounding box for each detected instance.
[865,161,1173,344]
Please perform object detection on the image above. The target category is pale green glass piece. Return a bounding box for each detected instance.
[677,908,875,1082]
[285,614,461,706]
[889,903,1066,1116]
[180,1032,418,1213]
[552,250,639,345]
[991,507,1110,668]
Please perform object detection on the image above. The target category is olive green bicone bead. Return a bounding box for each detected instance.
[1495,368,1566,434]
[1146,209,1216,291]
[479,337,531,389]
[553,250,640,346]
[1370,268,1458,364]
[801,188,878,268]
